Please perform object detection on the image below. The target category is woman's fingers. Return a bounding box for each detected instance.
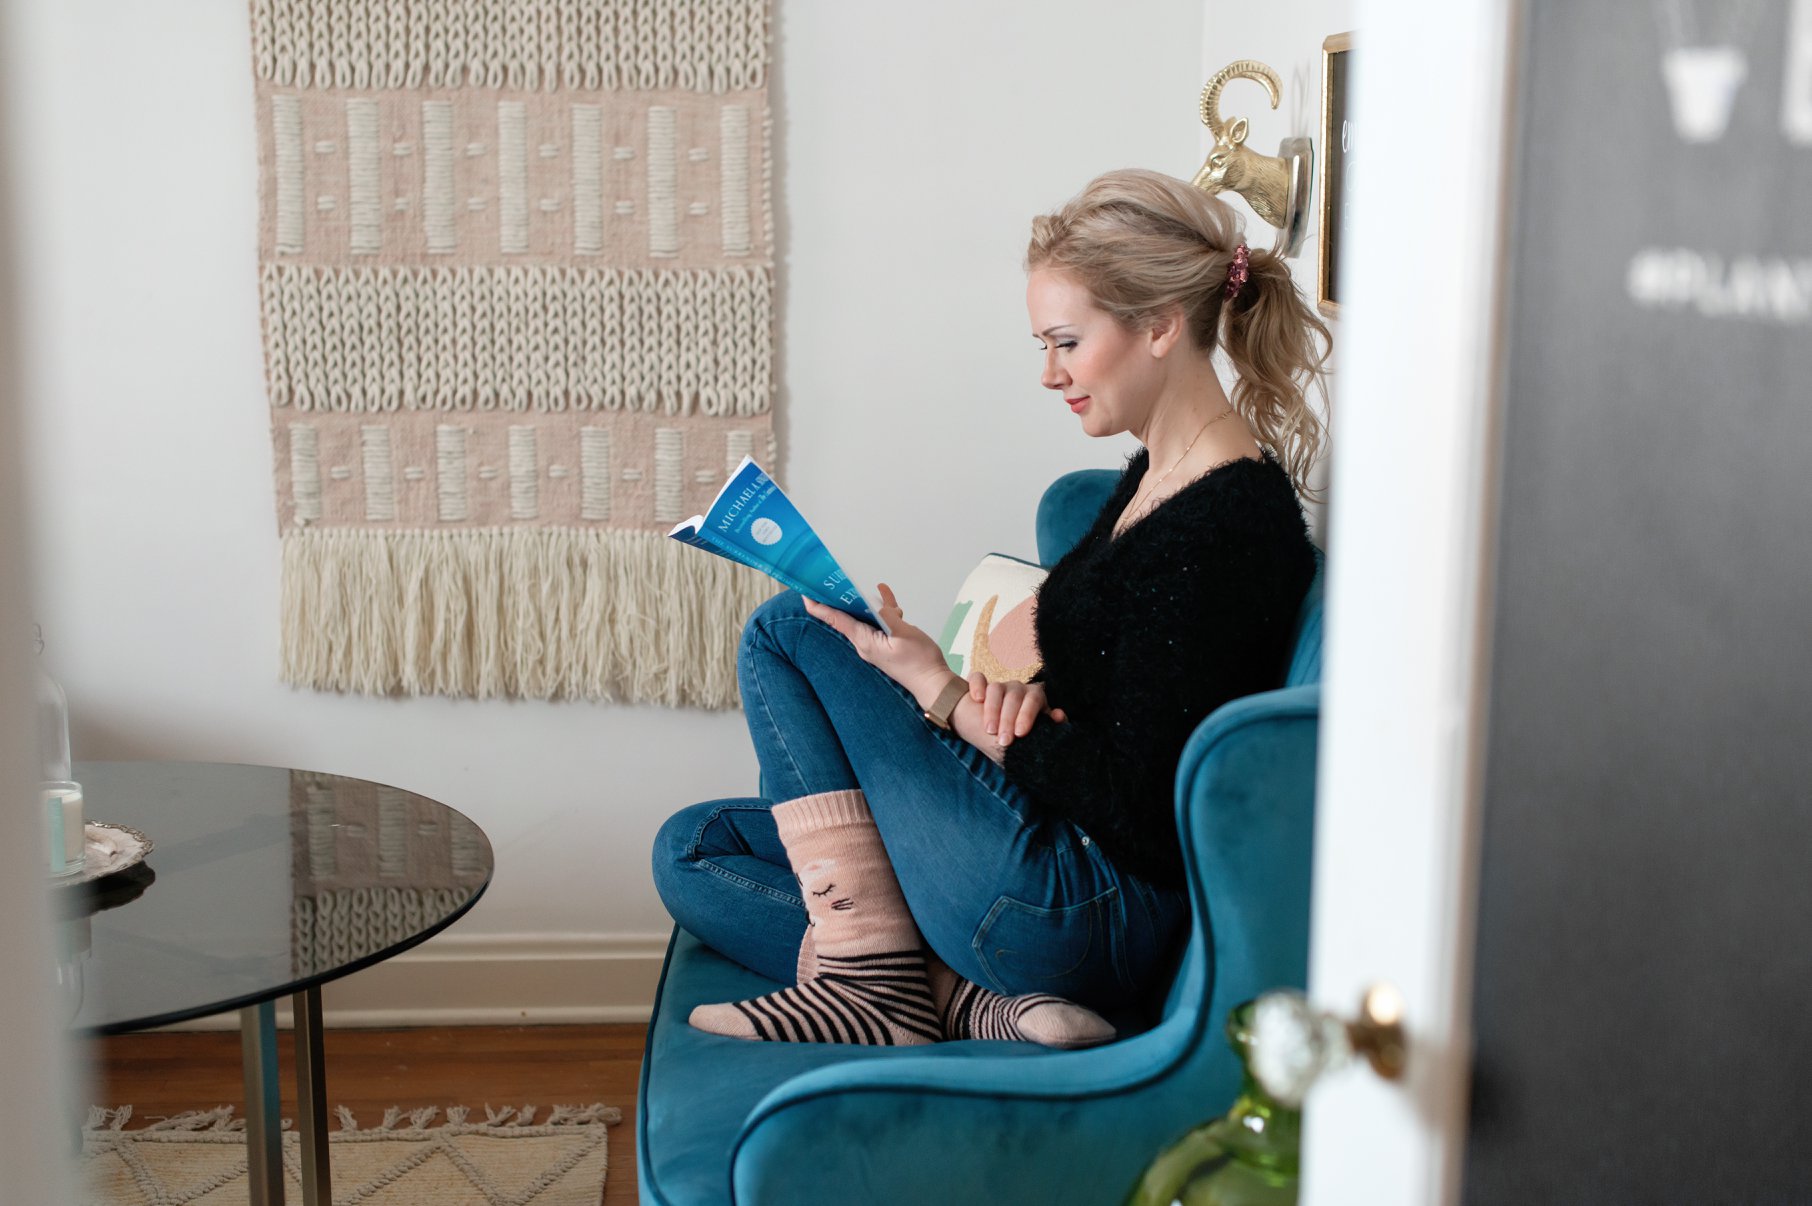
[960,673,1066,739]
[967,677,1067,742]
[1015,688,1043,737]
[802,596,866,651]
[982,680,1006,735]
[997,688,1025,745]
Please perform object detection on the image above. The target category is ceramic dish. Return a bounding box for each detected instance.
[50,822,154,888]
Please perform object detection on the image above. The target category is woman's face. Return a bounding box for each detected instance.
[1026,269,1165,439]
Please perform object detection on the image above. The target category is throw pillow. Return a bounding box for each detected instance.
[936,554,1047,683]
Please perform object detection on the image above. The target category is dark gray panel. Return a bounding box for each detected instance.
[1464,2,1812,1203]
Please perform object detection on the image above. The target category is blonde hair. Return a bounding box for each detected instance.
[1026,169,1330,499]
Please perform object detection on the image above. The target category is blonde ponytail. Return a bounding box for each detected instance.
[1027,169,1330,499]
[1220,245,1329,498]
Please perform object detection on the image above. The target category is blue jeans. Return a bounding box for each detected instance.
[651,591,1187,1013]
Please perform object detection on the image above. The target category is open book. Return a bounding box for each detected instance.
[669,457,891,633]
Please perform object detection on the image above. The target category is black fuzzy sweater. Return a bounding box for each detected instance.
[1001,448,1316,889]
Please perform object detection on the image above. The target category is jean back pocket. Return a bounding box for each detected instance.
[972,886,1125,1004]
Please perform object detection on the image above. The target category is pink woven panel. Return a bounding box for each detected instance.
[253,0,775,537]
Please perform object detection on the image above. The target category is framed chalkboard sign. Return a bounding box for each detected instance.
[1318,32,1354,317]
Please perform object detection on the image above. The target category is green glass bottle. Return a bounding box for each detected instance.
[1124,997,1321,1206]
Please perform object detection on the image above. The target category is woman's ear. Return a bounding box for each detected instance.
[1146,305,1187,359]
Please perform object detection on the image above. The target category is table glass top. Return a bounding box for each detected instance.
[57,761,493,1034]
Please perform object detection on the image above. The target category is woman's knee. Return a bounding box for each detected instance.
[651,797,782,885]
[740,589,810,651]
[650,800,720,903]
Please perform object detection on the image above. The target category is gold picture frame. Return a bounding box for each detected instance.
[1318,32,1354,318]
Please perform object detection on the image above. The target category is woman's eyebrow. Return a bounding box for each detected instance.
[1035,325,1076,339]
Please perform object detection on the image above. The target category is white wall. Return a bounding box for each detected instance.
[8,0,1204,1022]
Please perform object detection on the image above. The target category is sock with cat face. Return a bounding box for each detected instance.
[689,790,941,1046]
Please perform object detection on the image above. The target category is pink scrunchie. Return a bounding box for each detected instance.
[1225,243,1251,299]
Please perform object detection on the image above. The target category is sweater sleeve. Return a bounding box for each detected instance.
[1002,491,1310,886]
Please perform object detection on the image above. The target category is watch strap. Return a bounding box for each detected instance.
[923,676,968,730]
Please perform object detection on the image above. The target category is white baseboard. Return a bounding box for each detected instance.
[152,932,672,1032]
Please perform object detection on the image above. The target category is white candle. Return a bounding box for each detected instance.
[40,781,85,875]
[59,786,85,871]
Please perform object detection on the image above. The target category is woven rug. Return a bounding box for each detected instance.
[252,0,781,708]
[81,1104,620,1205]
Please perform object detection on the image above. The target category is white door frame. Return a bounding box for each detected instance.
[1301,1,1517,1203]
[0,11,81,1193]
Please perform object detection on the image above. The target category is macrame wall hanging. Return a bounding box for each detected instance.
[253,0,780,708]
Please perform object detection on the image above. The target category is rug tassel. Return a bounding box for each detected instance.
[83,1101,620,1135]
[87,1105,129,1131]
[545,1104,623,1126]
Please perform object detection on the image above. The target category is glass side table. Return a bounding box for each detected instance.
[62,761,493,1206]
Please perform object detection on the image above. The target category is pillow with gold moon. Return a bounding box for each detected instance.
[936,553,1047,683]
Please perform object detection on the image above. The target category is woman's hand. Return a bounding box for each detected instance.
[966,673,1067,750]
[801,583,958,706]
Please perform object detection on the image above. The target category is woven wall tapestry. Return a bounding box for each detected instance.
[253,0,780,708]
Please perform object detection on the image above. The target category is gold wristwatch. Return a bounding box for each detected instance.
[923,676,968,731]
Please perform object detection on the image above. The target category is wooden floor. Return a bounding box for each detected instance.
[83,1024,646,1206]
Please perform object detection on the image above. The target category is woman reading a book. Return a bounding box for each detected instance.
[653,169,1326,1047]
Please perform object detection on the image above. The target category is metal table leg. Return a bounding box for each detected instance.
[240,1001,285,1206]
[293,985,332,1206]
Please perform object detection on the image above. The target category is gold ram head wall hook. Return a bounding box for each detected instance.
[1191,59,1312,258]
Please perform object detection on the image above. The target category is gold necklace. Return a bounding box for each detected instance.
[1119,407,1235,531]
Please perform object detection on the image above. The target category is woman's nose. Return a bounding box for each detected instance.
[1041,351,1067,391]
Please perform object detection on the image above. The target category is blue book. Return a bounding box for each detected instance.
[668,457,891,633]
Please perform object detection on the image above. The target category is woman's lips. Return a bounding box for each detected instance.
[1068,396,1090,413]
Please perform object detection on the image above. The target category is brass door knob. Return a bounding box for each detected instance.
[1348,982,1408,1081]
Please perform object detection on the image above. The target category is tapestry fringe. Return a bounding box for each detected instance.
[260,264,774,417]
[280,527,781,707]
[250,0,770,94]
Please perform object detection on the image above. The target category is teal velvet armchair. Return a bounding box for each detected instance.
[638,467,1323,1205]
